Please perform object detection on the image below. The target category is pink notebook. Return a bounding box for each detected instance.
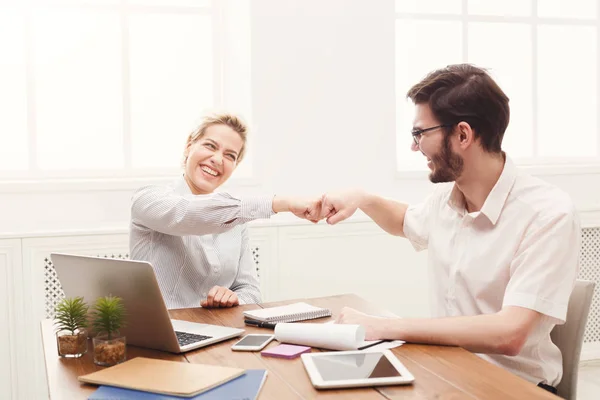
[261,344,312,359]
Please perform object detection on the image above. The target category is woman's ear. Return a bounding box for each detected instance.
[185,141,194,155]
[183,142,193,164]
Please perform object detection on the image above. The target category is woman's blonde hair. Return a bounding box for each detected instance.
[183,113,248,166]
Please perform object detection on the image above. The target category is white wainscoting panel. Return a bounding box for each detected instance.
[275,221,431,318]
[0,239,21,400]
[21,234,129,400]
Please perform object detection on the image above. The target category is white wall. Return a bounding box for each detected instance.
[250,0,397,195]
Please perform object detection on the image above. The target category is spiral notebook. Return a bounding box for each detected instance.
[243,302,332,323]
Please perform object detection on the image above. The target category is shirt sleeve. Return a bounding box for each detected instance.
[403,186,445,251]
[131,185,275,236]
[230,225,261,304]
[502,209,581,324]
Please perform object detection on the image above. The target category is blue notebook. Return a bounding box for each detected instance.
[88,369,268,400]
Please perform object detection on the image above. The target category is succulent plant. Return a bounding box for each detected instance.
[54,297,89,335]
[91,295,126,340]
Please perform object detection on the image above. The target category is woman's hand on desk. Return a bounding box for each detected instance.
[336,307,387,340]
[201,286,239,308]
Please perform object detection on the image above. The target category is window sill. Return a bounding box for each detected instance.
[0,212,374,239]
[0,175,260,194]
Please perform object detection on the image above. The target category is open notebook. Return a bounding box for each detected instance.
[243,302,332,323]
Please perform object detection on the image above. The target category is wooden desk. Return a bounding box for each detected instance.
[41,294,559,399]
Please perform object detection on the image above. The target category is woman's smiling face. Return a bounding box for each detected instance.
[183,123,244,194]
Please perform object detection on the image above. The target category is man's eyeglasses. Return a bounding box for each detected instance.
[411,124,453,147]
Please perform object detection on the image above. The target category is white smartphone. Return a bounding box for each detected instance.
[231,334,276,351]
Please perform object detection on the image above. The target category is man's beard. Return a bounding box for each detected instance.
[428,134,464,183]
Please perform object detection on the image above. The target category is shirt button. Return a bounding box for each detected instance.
[202,292,207,297]
[213,267,218,273]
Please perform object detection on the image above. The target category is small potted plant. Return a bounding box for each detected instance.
[91,295,127,366]
[54,296,89,358]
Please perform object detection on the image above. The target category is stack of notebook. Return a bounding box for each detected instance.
[243,302,332,324]
[80,357,267,400]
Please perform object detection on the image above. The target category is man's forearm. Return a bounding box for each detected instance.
[379,313,527,355]
[360,193,409,236]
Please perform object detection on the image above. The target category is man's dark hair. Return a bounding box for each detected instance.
[407,64,510,153]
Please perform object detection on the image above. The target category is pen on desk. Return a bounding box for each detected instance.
[244,319,277,329]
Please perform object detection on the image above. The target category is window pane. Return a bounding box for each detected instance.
[538,0,596,19]
[220,0,252,178]
[468,0,531,17]
[127,0,211,7]
[396,20,462,170]
[32,9,123,170]
[0,10,28,171]
[395,0,461,14]
[130,14,212,168]
[538,25,596,157]
[468,23,533,158]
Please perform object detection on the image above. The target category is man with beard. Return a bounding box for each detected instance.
[318,64,580,395]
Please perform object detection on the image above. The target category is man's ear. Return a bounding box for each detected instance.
[456,121,474,148]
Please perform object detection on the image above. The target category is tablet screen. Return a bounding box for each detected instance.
[311,352,402,381]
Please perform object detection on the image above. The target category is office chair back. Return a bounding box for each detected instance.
[551,279,596,400]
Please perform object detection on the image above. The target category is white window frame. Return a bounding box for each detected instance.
[0,0,257,193]
[395,0,600,178]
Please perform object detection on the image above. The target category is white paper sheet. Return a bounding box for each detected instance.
[274,323,380,351]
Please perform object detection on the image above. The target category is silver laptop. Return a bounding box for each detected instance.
[50,253,244,353]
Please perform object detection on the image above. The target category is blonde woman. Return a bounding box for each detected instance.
[130,113,319,309]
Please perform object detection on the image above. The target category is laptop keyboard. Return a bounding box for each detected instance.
[174,331,213,347]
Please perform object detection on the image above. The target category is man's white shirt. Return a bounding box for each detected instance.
[403,156,581,387]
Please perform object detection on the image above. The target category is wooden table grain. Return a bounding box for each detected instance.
[41,294,560,399]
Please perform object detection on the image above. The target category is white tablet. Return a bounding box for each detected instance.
[301,349,415,389]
